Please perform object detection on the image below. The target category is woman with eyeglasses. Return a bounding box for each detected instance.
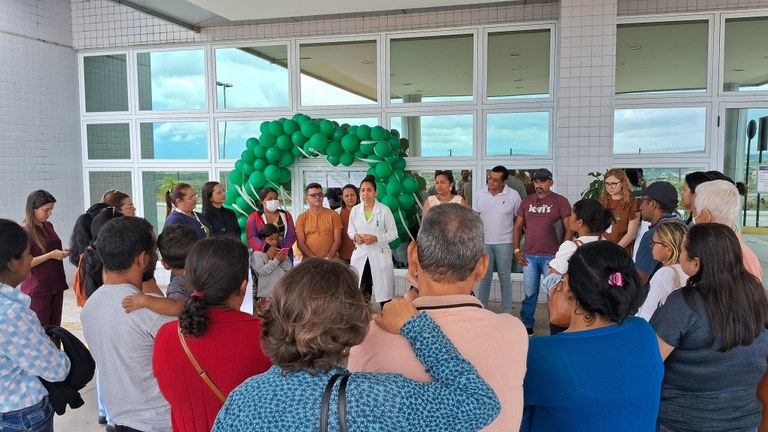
[164,183,208,239]
[598,168,640,256]
[636,222,688,321]
[422,170,467,214]
[200,181,241,238]
[102,189,136,217]
[651,223,768,432]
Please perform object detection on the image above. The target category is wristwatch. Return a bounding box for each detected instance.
[514,248,521,254]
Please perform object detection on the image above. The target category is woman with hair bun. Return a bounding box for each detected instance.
[651,224,768,432]
[153,236,271,432]
[348,175,398,307]
[164,183,208,239]
[523,241,663,431]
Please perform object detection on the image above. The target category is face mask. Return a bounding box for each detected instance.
[265,200,279,212]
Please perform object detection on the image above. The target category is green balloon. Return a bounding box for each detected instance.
[301,121,319,138]
[390,169,404,182]
[353,150,366,159]
[376,182,387,200]
[381,194,399,213]
[268,121,284,137]
[276,134,293,151]
[259,133,276,148]
[400,138,410,151]
[259,122,270,135]
[398,193,415,209]
[240,232,248,244]
[399,230,411,242]
[234,160,243,172]
[347,125,359,138]
[326,141,343,157]
[339,152,355,166]
[292,131,308,147]
[264,165,280,182]
[226,190,239,203]
[332,127,347,142]
[341,134,360,152]
[387,180,403,196]
[228,170,245,186]
[393,157,407,171]
[388,135,399,148]
[402,176,418,194]
[359,141,375,156]
[374,141,392,157]
[241,149,256,164]
[291,145,304,157]
[241,162,255,176]
[309,133,328,152]
[265,146,282,163]
[303,141,314,155]
[366,155,383,164]
[279,151,295,166]
[371,126,390,141]
[356,124,372,141]
[246,137,258,150]
[235,196,249,211]
[367,167,376,177]
[283,119,300,135]
[249,171,266,188]
[253,145,267,159]
[318,120,335,138]
[391,129,400,138]
[416,176,427,190]
[253,158,268,172]
[327,155,341,166]
[295,114,311,125]
[375,162,393,179]
[237,215,247,227]
[278,167,291,184]
[388,238,401,249]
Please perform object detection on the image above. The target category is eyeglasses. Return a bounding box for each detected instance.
[604,181,621,187]
[649,240,666,248]
[184,194,198,201]
[307,192,324,198]
[487,176,504,183]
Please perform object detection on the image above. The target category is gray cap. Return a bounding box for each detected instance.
[531,169,553,181]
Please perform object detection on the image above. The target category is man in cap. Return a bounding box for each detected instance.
[634,181,683,284]
[513,168,572,336]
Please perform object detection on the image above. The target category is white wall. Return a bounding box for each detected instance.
[0,0,82,256]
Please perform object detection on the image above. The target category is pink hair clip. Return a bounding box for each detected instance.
[608,272,623,287]
[191,291,205,299]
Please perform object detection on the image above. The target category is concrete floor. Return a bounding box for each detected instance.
[53,233,768,430]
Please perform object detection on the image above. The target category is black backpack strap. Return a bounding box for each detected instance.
[320,373,351,432]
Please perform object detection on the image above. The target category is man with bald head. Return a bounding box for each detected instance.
[348,203,528,431]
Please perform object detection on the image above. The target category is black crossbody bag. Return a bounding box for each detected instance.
[320,373,351,432]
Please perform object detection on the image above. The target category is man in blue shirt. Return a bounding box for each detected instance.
[634,181,682,284]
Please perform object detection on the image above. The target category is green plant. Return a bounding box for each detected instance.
[159,177,177,201]
[581,171,604,200]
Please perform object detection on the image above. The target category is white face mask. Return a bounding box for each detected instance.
[265,200,279,212]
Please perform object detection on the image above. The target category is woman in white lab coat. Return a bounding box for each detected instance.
[348,175,398,307]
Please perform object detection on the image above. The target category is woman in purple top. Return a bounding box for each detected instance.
[20,190,70,327]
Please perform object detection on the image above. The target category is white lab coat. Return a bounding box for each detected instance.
[348,200,398,302]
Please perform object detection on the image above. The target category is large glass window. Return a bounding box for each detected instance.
[390,34,474,103]
[140,121,209,160]
[83,54,129,112]
[141,171,209,232]
[137,49,206,111]
[218,120,264,160]
[301,170,368,211]
[723,107,768,227]
[214,46,290,108]
[487,29,551,99]
[616,21,708,94]
[300,40,377,106]
[614,107,706,154]
[88,171,132,206]
[723,18,768,92]
[486,112,549,156]
[391,114,473,157]
[86,123,130,160]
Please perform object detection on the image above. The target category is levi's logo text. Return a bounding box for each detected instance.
[528,204,552,213]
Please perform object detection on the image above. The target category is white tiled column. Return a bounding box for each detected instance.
[555,0,617,201]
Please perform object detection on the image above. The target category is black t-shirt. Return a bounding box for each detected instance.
[651,289,768,431]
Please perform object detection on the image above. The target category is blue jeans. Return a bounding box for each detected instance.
[520,254,552,328]
[476,243,514,314]
[0,396,53,432]
[96,369,112,424]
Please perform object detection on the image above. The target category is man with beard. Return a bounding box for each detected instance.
[81,217,174,432]
[513,169,572,336]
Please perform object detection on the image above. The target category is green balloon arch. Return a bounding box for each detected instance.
[225,113,421,249]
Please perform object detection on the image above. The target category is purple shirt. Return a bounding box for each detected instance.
[516,192,572,256]
[20,221,68,297]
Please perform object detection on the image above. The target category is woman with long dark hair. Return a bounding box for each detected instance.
[422,170,467,214]
[523,241,663,431]
[153,236,271,431]
[335,184,359,263]
[246,187,296,262]
[680,171,712,225]
[20,190,69,327]
[199,181,240,238]
[0,218,70,431]
[651,223,768,431]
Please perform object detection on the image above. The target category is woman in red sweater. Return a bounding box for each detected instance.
[153,236,272,431]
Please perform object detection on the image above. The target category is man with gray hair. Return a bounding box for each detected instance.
[348,203,529,431]
[693,180,762,280]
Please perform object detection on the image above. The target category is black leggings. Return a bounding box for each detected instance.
[360,259,391,309]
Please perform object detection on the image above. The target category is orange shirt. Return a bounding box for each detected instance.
[295,208,342,257]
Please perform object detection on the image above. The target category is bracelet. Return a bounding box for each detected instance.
[514,248,521,254]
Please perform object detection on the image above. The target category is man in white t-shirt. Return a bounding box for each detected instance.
[475,165,522,314]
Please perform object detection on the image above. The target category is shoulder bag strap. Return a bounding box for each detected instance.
[320,373,351,432]
[572,239,584,247]
[177,324,227,402]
